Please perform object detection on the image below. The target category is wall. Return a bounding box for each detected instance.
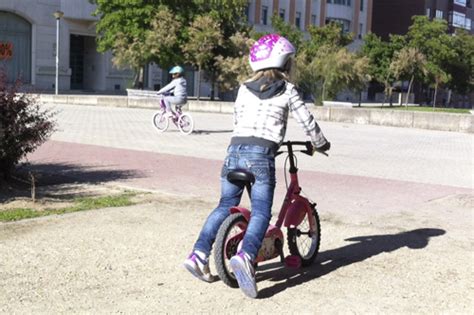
[39,94,474,133]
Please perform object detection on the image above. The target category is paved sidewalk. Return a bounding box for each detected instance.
[26,103,473,224]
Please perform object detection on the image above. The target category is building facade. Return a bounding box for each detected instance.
[372,0,474,40]
[0,0,373,95]
[0,0,137,92]
[247,0,373,41]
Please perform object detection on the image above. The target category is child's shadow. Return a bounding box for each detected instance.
[256,228,446,299]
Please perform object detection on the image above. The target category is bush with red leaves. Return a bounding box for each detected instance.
[0,70,56,179]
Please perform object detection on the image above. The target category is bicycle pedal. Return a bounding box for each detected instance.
[284,255,302,268]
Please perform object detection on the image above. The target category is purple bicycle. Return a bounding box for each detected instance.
[152,94,194,135]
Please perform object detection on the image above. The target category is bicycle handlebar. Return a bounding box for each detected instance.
[278,141,328,157]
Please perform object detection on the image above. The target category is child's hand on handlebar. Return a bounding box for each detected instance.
[312,141,331,155]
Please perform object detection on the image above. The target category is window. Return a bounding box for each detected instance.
[295,12,301,29]
[243,3,250,22]
[311,14,317,26]
[262,5,268,25]
[327,18,351,33]
[327,0,351,6]
[466,18,472,30]
[426,8,431,17]
[360,0,364,11]
[451,11,466,28]
[435,10,443,19]
[0,11,32,83]
[279,8,285,20]
[359,23,363,38]
[454,0,467,7]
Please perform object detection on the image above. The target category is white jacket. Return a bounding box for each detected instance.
[233,81,327,148]
[157,77,187,99]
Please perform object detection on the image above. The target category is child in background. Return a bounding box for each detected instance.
[157,66,187,117]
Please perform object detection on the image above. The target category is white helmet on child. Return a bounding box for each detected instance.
[249,34,296,72]
[169,66,184,74]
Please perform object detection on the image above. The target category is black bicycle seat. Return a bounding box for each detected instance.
[227,170,255,186]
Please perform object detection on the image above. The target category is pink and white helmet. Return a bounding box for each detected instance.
[249,34,296,72]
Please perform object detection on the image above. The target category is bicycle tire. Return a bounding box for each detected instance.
[178,113,194,135]
[214,213,247,288]
[153,111,169,132]
[287,208,321,267]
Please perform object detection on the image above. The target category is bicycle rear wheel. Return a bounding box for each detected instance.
[153,111,169,132]
[178,113,194,135]
[287,208,321,267]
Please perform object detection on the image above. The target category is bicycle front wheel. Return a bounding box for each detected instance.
[214,213,247,288]
[153,112,169,132]
[178,113,194,135]
[287,208,321,267]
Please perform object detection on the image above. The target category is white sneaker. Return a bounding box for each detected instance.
[230,251,258,298]
[183,251,214,283]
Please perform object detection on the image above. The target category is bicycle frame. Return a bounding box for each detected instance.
[159,95,183,121]
[275,142,316,230]
[226,142,317,261]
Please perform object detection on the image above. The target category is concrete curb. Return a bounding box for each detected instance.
[39,94,473,133]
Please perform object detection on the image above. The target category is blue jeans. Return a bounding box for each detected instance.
[193,144,276,260]
[162,96,186,113]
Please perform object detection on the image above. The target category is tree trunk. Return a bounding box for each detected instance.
[321,80,326,103]
[133,66,144,89]
[433,81,439,109]
[210,76,215,101]
[381,85,387,107]
[405,75,414,107]
[197,67,201,101]
[447,89,452,107]
[133,68,140,88]
[388,87,393,107]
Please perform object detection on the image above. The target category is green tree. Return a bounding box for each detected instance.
[183,15,224,100]
[192,1,249,98]
[304,21,353,58]
[312,47,370,102]
[146,6,183,67]
[446,29,474,98]
[111,6,181,87]
[91,0,248,90]
[270,15,304,50]
[298,22,367,103]
[406,16,455,106]
[215,32,254,92]
[361,33,405,106]
[389,47,428,107]
[91,0,161,87]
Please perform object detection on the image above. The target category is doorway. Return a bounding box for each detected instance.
[69,34,84,90]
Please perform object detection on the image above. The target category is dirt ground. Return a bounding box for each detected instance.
[0,181,473,314]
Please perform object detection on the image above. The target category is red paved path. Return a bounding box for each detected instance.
[27,140,471,221]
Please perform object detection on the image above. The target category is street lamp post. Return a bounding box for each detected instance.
[53,10,64,95]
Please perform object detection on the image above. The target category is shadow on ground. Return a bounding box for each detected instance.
[0,162,142,203]
[192,129,233,135]
[256,228,446,299]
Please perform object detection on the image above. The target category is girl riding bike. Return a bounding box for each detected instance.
[184,34,330,298]
[156,66,187,117]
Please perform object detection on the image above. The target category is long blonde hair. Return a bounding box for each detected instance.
[245,59,294,91]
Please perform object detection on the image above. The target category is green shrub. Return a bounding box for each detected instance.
[0,70,56,179]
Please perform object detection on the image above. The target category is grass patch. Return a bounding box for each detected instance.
[357,106,471,114]
[0,192,136,222]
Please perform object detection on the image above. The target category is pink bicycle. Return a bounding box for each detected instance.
[214,141,325,288]
[152,94,194,135]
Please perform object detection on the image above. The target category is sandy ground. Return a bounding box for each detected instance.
[0,190,472,314]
